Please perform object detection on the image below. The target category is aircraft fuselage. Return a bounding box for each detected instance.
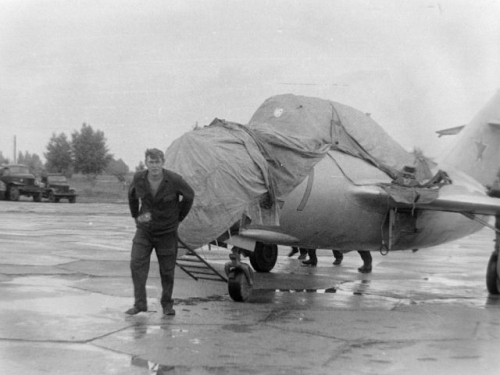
[264,150,486,251]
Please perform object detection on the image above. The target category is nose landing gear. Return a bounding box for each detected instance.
[225,247,254,302]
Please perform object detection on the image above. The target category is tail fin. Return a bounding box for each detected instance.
[440,90,500,188]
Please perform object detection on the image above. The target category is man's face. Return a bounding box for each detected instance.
[145,156,163,176]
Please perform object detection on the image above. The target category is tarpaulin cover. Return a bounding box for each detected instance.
[165,94,431,248]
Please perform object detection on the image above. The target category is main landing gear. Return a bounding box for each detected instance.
[486,250,500,294]
[486,216,500,294]
[224,242,278,301]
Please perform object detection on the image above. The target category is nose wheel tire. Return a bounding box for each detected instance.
[228,270,252,302]
[486,251,500,294]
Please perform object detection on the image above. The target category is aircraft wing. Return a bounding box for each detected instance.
[353,184,500,216]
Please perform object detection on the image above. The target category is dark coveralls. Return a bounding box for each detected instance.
[128,169,194,311]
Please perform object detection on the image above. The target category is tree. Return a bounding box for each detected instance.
[0,151,10,165]
[17,151,44,176]
[135,161,146,172]
[106,157,129,182]
[44,132,73,175]
[72,123,113,177]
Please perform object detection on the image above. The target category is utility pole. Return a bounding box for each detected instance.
[13,135,17,164]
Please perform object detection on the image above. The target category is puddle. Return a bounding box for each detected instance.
[130,356,227,374]
[221,324,254,333]
[131,356,175,374]
[485,295,500,308]
[271,287,337,293]
[177,295,228,305]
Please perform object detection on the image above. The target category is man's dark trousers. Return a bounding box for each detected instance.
[131,228,177,311]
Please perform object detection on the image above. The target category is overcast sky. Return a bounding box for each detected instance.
[1,0,499,169]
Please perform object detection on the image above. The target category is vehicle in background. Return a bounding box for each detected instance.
[41,174,77,203]
[0,180,5,200]
[0,164,43,202]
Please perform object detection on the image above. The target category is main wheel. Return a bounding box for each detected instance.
[9,186,20,201]
[249,242,278,272]
[33,193,42,202]
[228,270,252,302]
[486,251,500,294]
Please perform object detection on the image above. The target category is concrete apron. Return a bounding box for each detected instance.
[0,201,500,374]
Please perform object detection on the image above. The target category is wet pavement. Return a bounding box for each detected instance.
[1,201,500,374]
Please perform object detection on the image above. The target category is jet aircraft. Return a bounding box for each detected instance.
[166,91,500,302]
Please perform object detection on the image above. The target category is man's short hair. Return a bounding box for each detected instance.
[145,148,164,161]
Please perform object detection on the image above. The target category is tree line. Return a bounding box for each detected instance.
[1,123,135,182]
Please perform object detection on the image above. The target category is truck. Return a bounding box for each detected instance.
[41,173,77,203]
[0,180,5,200]
[0,164,43,202]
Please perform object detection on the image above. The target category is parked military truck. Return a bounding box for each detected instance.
[0,180,5,200]
[41,174,77,203]
[0,164,43,202]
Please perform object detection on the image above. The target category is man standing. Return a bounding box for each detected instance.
[301,248,317,266]
[332,250,373,273]
[288,247,308,260]
[126,148,194,316]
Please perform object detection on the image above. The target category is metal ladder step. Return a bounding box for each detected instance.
[176,238,227,282]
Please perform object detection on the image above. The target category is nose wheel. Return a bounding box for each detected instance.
[228,269,253,301]
[225,247,254,302]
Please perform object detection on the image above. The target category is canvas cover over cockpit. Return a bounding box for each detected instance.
[165,94,440,248]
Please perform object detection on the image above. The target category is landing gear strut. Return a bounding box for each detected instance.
[486,215,500,294]
[224,247,254,302]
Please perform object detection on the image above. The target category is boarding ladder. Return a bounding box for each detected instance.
[176,238,227,282]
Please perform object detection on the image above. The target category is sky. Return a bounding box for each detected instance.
[1,0,499,170]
